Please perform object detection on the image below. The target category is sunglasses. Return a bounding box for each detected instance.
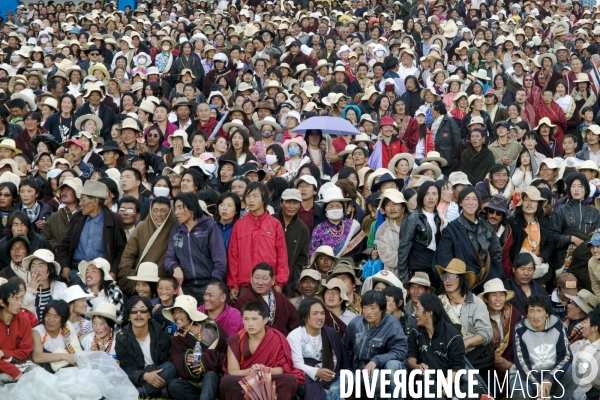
[486,209,504,216]
[130,308,149,314]
[440,273,458,281]
[90,52,100,56]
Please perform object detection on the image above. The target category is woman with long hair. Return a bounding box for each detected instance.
[79,258,124,321]
[493,73,515,106]
[413,108,435,162]
[523,73,541,108]
[216,192,241,251]
[510,147,537,190]
[220,129,257,164]
[43,94,77,144]
[370,94,392,123]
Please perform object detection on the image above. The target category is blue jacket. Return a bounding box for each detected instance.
[164,216,227,286]
[342,313,408,370]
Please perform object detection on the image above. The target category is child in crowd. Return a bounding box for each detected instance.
[151,276,179,335]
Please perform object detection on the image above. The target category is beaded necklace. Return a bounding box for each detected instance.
[328,221,345,238]
[91,333,114,353]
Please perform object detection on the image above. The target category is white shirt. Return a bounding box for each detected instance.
[33,325,67,352]
[287,327,321,381]
[415,138,426,160]
[340,309,357,325]
[125,226,136,241]
[137,334,153,366]
[423,211,437,250]
[589,148,600,165]
[89,292,109,312]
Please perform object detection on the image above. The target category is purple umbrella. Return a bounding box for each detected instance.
[291,116,361,136]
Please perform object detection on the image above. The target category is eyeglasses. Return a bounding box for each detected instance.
[90,52,99,56]
[168,173,180,178]
[440,273,458,281]
[130,308,149,314]
[119,208,136,214]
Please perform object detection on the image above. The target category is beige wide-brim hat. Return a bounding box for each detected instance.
[138,100,156,114]
[403,271,436,292]
[62,284,93,304]
[309,245,338,267]
[366,167,390,191]
[0,139,22,154]
[387,153,415,174]
[255,116,282,133]
[430,68,449,82]
[319,278,350,307]
[534,117,557,133]
[120,118,142,133]
[378,188,407,210]
[420,151,448,167]
[301,81,321,96]
[478,278,515,302]
[350,134,374,146]
[412,162,442,179]
[22,249,61,275]
[36,97,59,112]
[85,302,121,324]
[517,185,548,208]
[127,262,160,282]
[81,179,107,199]
[78,258,113,281]
[565,289,600,314]
[74,114,103,133]
[57,177,83,199]
[167,130,191,147]
[435,259,476,289]
[361,86,381,102]
[163,295,208,323]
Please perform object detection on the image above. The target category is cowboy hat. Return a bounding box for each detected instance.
[85,302,121,324]
[472,69,490,81]
[320,278,351,306]
[301,81,321,96]
[435,258,476,289]
[371,172,405,192]
[534,117,557,132]
[478,278,515,301]
[420,151,448,167]
[309,245,338,269]
[337,144,357,158]
[127,262,160,282]
[22,249,61,275]
[223,119,248,133]
[75,114,103,133]
[350,134,374,146]
[163,295,208,323]
[403,271,436,292]
[517,185,548,208]
[120,118,142,133]
[314,59,333,72]
[57,177,83,199]
[420,87,441,101]
[36,97,59,113]
[378,188,407,211]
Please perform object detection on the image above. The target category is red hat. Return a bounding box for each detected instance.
[484,88,497,97]
[379,116,396,127]
[65,139,85,149]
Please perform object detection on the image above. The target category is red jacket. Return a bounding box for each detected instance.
[381,137,407,170]
[227,211,289,290]
[196,118,226,139]
[0,313,33,379]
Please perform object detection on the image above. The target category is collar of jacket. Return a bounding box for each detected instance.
[277,211,298,228]
[249,210,269,224]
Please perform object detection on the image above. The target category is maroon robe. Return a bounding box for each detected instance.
[220,327,303,400]
[235,287,299,336]
[519,102,538,129]
[535,101,568,146]
[324,309,347,339]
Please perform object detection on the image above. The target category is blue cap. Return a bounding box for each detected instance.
[588,232,600,247]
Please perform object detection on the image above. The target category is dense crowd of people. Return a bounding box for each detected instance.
[3,0,600,399]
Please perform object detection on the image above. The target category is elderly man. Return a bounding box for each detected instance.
[198,281,243,338]
[276,189,309,298]
[563,289,600,344]
[485,195,514,278]
[72,84,116,140]
[235,263,299,336]
[289,269,321,309]
[505,186,555,284]
[42,177,82,250]
[56,180,127,285]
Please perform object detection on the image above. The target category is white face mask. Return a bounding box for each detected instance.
[10,55,19,63]
[162,44,170,51]
[265,154,278,165]
[326,209,344,221]
[40,37,48,44]
[204,164,215,174]
[153,186,170,198]
[138,57,147,64]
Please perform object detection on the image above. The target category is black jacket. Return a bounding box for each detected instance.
[407,319,465,371]
[73,102,117,141]
[14,201,53,234]
[431,114,461,164]
[506,209,555,267]
[0,233,50,270]
[550,199,600,248]
[169,54,205,88]
[55,206,127,275]
[276,212,310,298]
[459,110,496,142]
[115,320,171,386]
[396,209,442,282]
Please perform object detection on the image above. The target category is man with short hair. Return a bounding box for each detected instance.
[489,121,521,165]
[98,140,124,170]
[235,263,299,336]
[118,196,141,240]
[511,294,578,400]
[504,253,548,316]
[294,175,325,234]
[56,180,127,284]
[64,139,94,182]
[198,281,243,338]
[42,177,82,250]
[563,289,600,344]
[342,290,407,397]
[576,125,600,162]
[289,269,321,309]
[537,158,559,187]
[120,168,150,220]
[370,116,407,170]
[276,189,309,297]
[73,85,116,141]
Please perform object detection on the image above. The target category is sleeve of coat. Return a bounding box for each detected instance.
[227,223,240,290]
[209,224,227,282]
[163,229,179,274]
[115,333,145,385]
[396,216,417,283]
[404,117,420,153]
[55,217,76,270]
[274,222,290,287]
[117,229,142,296]
[111,213,128,275]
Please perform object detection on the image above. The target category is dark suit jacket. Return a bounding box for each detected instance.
[55,206,127,275]
[73,102,116,141]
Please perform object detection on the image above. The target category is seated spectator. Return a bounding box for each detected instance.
[81,302,120,357]
[504,253,548,316]
[403,272,435,316]
[116,296,177,398]
[570,308,600,400]
[550,273,578,319]
[321,278,357,338]
[460,129,495,186]
[479,278,521,391]
[78,258,125,321]
[436,258,494,379]
[383,286,416,337]
[32,299,82,372]
[307,245,338,283]
[289,269,322,309]
[23,249,67,323]
[327,259,363,314]
[162,295,227,400]
[151,276,178,336]
[563,289,600,344]
[589,230,600,298]
[235,263,299,336]
[361,270,404,294]
[484,195,514,277]
[0,210,51,268]
[407,293,472,397]
[127,262,159,300]
[16,178,53,234]
[0,235,30,281]
[0,278,33,382]
[118,196,177,296]
[511,294,578,400]
[342,290,407,397]
[41,177,82,251]
[374,188,407,275]
[288,298,351,400]
[198,281,244,338]
[220,301,304,400]
[62,285,93,339]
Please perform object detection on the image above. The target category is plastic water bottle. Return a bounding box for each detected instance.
[192,341,202,366]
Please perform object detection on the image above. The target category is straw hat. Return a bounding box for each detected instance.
[435,259,476,289]
[403,271,436,292]
[62,285,93,304]
[0,139,22,154]
[262,80,284,92]
[565,289,600,314]
[78,258,113,281]
[127,262,160,282]
[301,81,321,96]
[22,249,61,275]
[478,278,515,301]
[163,295,208,323]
